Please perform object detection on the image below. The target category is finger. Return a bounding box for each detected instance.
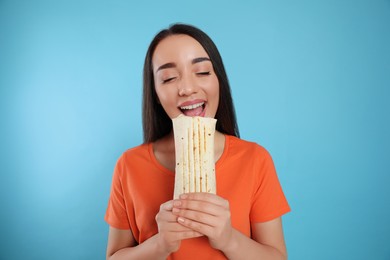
[180,193,229,208]
[160,222,200,232]
[156,205,181,223]
[160,200,174,211]
[167,229,204,241]
[156,213,179,224]
[177,216,214,237]
[174,207,220,227]
[176,230,204,240]
[173,200,221,216]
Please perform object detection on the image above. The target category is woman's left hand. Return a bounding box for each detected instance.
[171,192,233,251]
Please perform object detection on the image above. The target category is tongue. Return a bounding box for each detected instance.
[183,106,203,117]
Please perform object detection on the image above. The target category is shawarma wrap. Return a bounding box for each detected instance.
[172,115,217,199]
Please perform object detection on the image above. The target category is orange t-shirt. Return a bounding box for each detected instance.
[105,135,290,259]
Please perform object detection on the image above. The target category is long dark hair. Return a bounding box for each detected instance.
[142,23,239,143]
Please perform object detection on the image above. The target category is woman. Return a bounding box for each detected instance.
[105,23,290,259]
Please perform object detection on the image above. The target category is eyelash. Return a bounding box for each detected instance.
[197,71,211,76]
[161,72,211,84]
[162,77,175,84]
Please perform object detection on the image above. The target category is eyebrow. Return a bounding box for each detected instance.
[192,57,211,64]
[156,57,211,72]
[156,62,176,72]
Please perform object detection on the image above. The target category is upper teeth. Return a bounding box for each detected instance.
[180,102,204,110]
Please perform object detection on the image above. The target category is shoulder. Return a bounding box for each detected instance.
[112,143,153,180]
[226,135,271,159]
[115,143,151,167]
[121,143,149,158]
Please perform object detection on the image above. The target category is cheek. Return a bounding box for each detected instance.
[204,77,220,116]
[155,85,178,111]
[209,77,220,103]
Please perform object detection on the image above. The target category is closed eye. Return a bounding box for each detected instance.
[196,71,211,76]
[162,77,176,84]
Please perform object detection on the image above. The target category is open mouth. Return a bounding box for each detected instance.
[179,102,206,117]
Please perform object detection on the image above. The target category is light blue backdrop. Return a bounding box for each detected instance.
[1,1,389,259]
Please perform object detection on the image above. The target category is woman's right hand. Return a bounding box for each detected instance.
[155,200,203,255]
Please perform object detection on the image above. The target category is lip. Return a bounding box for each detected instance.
[178,99,206,108]
[180,108,206,117]
[178,99,207,117]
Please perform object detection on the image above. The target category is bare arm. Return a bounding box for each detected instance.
[106,200,203,260]
[106,228,163,260]
[221,218,287,260]
[173,193,287,260]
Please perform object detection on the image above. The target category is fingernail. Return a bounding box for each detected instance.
[173,200,181,207]
[180,194,188,199]
[172,208,180,213]
[177,217,185,223]
[163,202,173,210]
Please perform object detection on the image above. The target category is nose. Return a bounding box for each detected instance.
[178,74,198,96]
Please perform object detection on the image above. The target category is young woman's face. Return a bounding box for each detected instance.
[152,34,219,119]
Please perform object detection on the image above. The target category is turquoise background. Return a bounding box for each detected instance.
[1,0,389,259]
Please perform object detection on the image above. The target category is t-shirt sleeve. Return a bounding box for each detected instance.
[250,146,290,223]
[104,155,131,229]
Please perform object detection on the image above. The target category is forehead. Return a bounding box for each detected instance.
[152,34,209,67]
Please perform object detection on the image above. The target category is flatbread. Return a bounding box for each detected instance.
[172,115,217,199]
